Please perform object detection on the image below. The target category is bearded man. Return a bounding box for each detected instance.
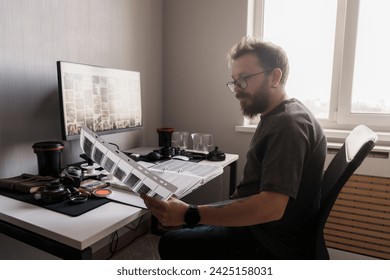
[142,37,327,260]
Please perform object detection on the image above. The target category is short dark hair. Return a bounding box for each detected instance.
[227,37,289,85]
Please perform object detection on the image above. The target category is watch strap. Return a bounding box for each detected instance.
[184,204,200,228]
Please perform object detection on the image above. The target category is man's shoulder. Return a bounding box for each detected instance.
[259,99,324,138]
[272,99,320,126]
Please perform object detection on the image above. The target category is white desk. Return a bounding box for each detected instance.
[197,153,239,195]
[0,149,238,259]
[0,195,146,259]
[126,147,239,234]
[127,147,239,195]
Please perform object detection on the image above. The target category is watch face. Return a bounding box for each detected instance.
[184,204,200,227]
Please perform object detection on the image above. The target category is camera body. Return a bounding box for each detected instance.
[34,166,84,203]
[61,166,83,187]
[35,181,70,203]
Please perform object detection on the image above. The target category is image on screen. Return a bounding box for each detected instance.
[57,61,142,140]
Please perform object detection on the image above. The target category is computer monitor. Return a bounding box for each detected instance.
[57,61,142,140]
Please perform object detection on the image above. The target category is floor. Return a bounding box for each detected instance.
[107,232,379,260]
[109,232,161,260]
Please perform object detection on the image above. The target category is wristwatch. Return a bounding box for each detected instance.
[184,204,201,228]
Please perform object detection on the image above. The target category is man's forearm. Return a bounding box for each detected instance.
[198,191,288,227]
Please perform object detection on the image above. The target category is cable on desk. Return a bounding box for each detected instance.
[107,227,152,259]
[107,215,150,259]
[108,142,120,150]
[109,230,119,256]
[124,214,144,231]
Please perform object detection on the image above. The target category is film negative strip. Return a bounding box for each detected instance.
[80,125,178,200]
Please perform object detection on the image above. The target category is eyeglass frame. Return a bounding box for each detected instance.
[226,70,271,93]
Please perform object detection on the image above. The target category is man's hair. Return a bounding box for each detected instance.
[227,37,289,86]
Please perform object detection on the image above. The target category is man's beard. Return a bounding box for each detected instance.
[236,85,270,119]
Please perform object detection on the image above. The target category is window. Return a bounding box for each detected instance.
[246,0,390,134]
[338,0,390,128]
[263,0,337,120]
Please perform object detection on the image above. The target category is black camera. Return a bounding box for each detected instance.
[61,166,83,187]
[34,181,70,203]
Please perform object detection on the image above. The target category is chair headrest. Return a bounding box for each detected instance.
[345,125,378,162]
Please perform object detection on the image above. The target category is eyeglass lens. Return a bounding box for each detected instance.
[227,78,246,92]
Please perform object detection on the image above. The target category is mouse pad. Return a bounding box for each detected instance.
[0,188,110,217]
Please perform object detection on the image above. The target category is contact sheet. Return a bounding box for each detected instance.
[80,126,178,200]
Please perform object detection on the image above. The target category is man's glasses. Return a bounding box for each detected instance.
[226,70,269,93]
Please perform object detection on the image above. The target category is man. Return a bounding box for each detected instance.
[141,37,327,259]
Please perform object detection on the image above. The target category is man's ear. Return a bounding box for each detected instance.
[271,68,283,88]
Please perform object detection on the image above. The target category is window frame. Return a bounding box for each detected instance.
[244,0,390,142]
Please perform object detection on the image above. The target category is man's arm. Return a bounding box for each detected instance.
[141,191,289,227]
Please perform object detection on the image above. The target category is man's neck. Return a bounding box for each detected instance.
[261,89,289,116]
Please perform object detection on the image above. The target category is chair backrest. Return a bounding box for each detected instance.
[313,125,378,259]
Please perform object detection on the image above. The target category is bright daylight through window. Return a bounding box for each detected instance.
[263,0,337,120]
[246,0,390,134]
[351,0,390,114]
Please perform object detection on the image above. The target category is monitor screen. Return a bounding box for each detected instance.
[57,61,142,140]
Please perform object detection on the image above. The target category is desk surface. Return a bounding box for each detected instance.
[0,148,238,257]
[127,146,239,168]
[198,153,238,168]
[0,196,145,250]
[109,148,239,206]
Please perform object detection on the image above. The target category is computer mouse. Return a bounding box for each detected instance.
[146,151,162,161]
[172,155,190,161]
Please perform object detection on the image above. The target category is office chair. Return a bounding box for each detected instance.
[311,125,378,259]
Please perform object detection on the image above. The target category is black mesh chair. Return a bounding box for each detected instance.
[312,125,378,259]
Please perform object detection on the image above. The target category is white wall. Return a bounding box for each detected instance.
[163,0,251,180]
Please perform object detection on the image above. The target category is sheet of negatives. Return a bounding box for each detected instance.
[80,126,177,200]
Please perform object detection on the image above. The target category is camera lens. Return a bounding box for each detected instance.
[45,181,64,192]
[61,166,82,187]
[66,166,82,177]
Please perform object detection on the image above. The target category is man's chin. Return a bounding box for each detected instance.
[240,106,259,119]
[243,112,259,119]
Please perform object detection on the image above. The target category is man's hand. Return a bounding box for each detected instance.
[141,193,189,227]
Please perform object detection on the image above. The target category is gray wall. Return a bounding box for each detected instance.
[163,0,250,180]
[0,0,251,184]
[0,0,251,257]
[0,0,163,178]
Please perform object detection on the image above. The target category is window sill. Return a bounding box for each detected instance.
[235,125,257,133]
[235,125,356,140]
[235,125,390,153]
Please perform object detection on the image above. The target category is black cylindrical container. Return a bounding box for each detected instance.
[156,128,174,147]
[32,141,64,177]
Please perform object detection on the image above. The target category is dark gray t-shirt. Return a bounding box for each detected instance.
[236,98,327,259]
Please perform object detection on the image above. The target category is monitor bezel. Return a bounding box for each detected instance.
[57,61,143,141]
